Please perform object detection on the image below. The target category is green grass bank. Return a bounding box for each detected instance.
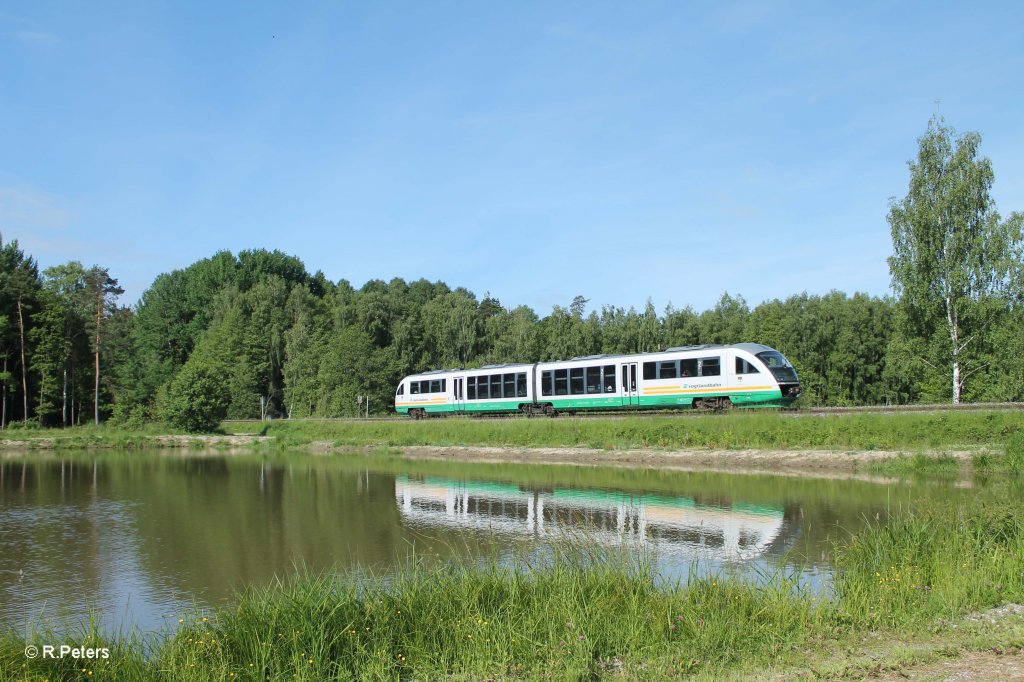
[237,410,1023,452]
[4,483,1024,681]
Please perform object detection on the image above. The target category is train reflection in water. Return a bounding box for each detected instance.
[395,476,793,563]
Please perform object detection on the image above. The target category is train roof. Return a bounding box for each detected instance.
[404,362,532,378]
[732,343,777,354]
[413,368,462,375]
[551,343,778,364]
[404,344,781,378]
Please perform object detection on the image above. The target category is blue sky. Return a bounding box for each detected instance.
[2,1,1022,315]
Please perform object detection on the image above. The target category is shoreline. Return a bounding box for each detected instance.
[388,443,968,472]
[1,433,992,480]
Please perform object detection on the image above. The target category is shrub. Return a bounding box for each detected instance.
[160,361,229,433]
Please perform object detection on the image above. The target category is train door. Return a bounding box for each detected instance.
[453,376,465,413]
[620,362,639,407]
[724,351,738,392]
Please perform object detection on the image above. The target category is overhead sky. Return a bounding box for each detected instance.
[3,1,1022,315]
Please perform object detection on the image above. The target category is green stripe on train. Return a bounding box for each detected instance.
[398,388,791,413]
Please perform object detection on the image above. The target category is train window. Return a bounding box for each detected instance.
[517,373,528,397]
[504,374,516,398]
[658,361,678,379]
[736,358,760,374]
[397,383,404,396]
[542,371,553,396]
[700,357,721,377]
[477,376,489,399]
[554,369,568,395]
[467,376,477,400]
[410,381,420,395]
[490,374,502,398]
[430,380,441,393]
[441,379,447,392]
[643,362,656,380]
[586,366,601,393]
[569,368,585,395]
[680,359,698,377]
[603,365,616,392]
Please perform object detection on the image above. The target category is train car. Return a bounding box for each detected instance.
[394,343,800,418]
[394,363,535,418]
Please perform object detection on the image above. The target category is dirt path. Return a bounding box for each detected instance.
[885,651,1024,681]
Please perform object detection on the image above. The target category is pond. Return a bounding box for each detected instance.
[0,450,965,634]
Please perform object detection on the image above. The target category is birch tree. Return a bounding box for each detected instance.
[887,116,1023,403]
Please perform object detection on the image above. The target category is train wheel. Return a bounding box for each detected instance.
[543,405,558,418]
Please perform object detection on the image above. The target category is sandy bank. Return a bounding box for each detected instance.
[367,444,980,478]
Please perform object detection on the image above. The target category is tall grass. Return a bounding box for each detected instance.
[5,546,823,681]
[1005,431,1024,471]
[832,494,1024,629]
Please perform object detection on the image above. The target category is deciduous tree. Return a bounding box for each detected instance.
[887,116,1023,403]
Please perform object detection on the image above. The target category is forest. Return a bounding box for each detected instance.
[2,119,1021,429]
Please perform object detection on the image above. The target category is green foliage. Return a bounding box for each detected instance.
[1005,431,1024,471]
[160,360,229,432]
[887,115,1024,403]
[0,237,42,427]
[747,292,899,406]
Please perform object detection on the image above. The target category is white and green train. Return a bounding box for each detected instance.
[395,343,801,418]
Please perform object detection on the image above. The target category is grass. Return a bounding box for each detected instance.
[1005,430,1024,471]
[5,484,1024,680]
[0,421,214,448]
[4,410,1021,456]
[234,410,1024,453]
[866,450,962,476]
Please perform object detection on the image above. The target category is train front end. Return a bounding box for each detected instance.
[754,348,802,406]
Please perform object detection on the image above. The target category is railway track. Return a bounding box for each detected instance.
[222,401,1024,426]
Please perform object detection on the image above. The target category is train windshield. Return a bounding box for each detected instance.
[756,351,799,383]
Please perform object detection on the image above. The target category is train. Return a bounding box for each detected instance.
[394,343,801,418]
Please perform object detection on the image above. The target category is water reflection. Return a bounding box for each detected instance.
[396,477,794,563]
[0,452,961,635]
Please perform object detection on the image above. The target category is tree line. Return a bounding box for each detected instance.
[1,117,1020,429]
